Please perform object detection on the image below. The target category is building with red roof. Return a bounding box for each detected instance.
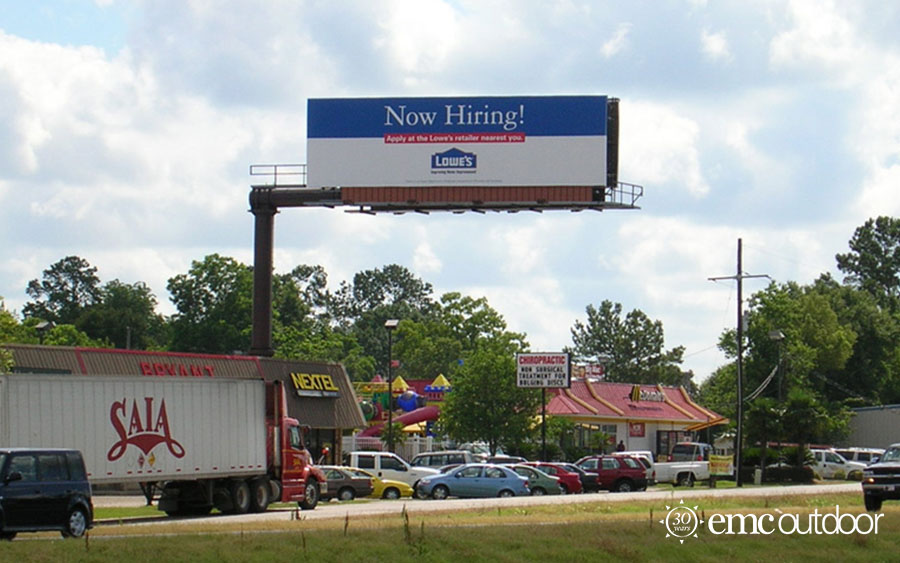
[547,379,727,459]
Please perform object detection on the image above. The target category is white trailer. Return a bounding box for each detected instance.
[0,374,325,515]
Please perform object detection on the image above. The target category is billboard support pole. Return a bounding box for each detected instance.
[249,190,277,357]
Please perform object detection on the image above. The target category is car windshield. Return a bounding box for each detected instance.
[881,447,900,462]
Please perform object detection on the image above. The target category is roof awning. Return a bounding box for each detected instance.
[684,417,729,432]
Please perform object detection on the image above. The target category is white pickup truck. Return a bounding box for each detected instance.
[654,442,712,487]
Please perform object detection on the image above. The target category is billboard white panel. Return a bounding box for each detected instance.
[307,96,608,188]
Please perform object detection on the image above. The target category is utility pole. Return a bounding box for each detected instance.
[709,238,769,487]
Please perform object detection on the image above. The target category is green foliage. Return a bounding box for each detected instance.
[836,215,900,310]
[23,255,101,325]
[166,254,254,354]
[440,337,538,455]
[570,299,690,385]
[78,280,167,349]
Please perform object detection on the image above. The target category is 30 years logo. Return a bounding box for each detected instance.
[660,499,703,544]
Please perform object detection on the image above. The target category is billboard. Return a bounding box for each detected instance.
[516,352,571,389]
[307,96,608,189]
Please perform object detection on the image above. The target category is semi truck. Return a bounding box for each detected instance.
[0,374,326,516]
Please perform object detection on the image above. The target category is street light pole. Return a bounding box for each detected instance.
[384,319,399,453]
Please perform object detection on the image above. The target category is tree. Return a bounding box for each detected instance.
[439,337,539,455]
[569,300,689,385]
[330,265,435,379]
[77,280,167,349]
[23,256,101,325]
[836,216,900,310]
[166,254,253,354]
[392,292,514,382]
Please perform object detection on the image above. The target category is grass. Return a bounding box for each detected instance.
[11,492,895,562]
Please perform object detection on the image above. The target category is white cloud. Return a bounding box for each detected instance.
[601,23,631,58]
[700,29,732,62]
[620,100,710,196]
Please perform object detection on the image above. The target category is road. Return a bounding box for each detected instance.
[98,482,861,528]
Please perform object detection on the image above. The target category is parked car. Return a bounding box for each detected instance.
[510,464,561,495]
[862,443,900,511]
[485,455,527,465]
[524,462,584,494]
[668,442,711,462]
[346,467,413,499]
[835,447,884,465]
[613,451,656,486]
[411,450,476,469]
[809,449,866,479]
[415,463,530,499]
[559,462,601,493]
[575,455,648,492]
[0,448,93,540]
[319,465,374,501]
[346,451,440,488]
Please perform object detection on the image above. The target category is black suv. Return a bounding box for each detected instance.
[0,448,93,540]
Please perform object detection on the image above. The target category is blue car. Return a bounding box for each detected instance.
[415,463,530,499]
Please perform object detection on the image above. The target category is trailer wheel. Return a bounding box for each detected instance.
[299,478,319,510]
[249,477,270,513]
[230,480,251,514]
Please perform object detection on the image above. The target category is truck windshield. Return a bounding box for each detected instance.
[882,447,900,463]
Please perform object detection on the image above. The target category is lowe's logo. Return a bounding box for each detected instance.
[431,148,476,169]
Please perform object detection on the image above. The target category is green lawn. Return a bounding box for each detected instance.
[9,491,895,562]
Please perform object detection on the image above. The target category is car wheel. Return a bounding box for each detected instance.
[432,485,450,500]
[560,483,570,494]
[0,531,17,541]
[61,507,88,538]
[383,487,401,500]
[864,494,883,512]
[531,487,546,496]
[338,487,356,501]
[615,480,634,493]
[299,479,319,510]
[498,489,514,498]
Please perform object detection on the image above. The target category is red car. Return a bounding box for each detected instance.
[524,462,583,494]
[575,455,648,492]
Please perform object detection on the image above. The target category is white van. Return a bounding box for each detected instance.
[346,451,440,487]
[834,447,884,465]
[809,449,866,479]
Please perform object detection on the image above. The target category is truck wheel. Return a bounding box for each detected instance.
[61,507,88,538]
[0,529,17,541]
[382,487,401,500]
[864,494,883,512]
[230,480,251,515]
[299,479,319,510]
[677,473,695,487]
[249,477,270,513]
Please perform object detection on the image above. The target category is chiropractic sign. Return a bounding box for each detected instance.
[516,352,571,389]
[307,96,608,188]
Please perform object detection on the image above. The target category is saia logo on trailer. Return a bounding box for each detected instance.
[431,148,477,169]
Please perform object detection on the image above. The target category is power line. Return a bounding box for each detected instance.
[708,238,770,488]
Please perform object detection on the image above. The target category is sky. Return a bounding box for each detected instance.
[2,0,899,383]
